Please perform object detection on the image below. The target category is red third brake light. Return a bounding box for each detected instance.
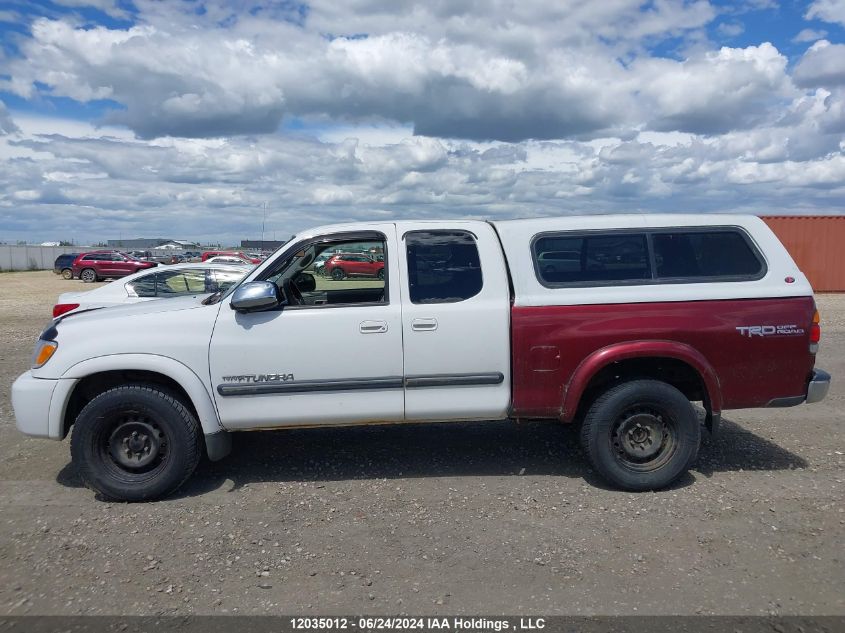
[52,303,80,318]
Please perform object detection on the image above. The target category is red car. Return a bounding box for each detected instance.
[324,253,385,280]
[72,251,157,283]
[201,251,261,264]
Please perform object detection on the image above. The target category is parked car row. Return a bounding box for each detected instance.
[53,249,264,281]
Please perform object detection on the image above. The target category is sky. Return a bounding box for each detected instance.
[0,0,844,245]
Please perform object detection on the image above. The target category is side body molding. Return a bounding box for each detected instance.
[57,354,222,437]
[562,340,722,421]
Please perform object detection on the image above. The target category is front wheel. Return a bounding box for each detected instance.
[80,268,98,283]
[70,385,202,501]
[331,267,345,280]
[61,268,73,280]
[580,380,700,491]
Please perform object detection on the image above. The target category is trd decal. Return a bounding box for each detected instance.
[736,325,805,337]
[221,373,295,383]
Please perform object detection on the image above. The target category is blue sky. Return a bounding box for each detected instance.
[0,0,843,245]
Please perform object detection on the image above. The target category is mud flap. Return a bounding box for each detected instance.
[705,410,721,438]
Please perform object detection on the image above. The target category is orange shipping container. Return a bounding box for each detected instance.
[761,216,845,292]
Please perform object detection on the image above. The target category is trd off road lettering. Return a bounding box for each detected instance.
[736,325,806,337]
[12,214,831,501]
[221,373,295,383]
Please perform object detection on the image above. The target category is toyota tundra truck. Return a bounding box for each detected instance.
[12,215,830,501]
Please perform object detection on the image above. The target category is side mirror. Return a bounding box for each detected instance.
[230,281,283,313]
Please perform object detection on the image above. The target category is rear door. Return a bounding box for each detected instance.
[100,253,123,276]
[398,223,512,421]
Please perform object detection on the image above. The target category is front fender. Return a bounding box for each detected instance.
[562,340,722,421]
[57,354,222,437]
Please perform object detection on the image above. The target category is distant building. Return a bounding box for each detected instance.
[108,238,170,249]
[241,239,286,251]
[108,238,199,249]
[156,240,200,250]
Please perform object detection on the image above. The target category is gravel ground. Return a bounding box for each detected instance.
[0,271,842,616]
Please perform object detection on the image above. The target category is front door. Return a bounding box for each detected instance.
[209,227,405,429]
[398,223,512,421]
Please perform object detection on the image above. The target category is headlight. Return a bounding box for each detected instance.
[31,340,58,369]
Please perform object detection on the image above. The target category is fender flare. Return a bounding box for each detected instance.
[54,353,222,438]
[562,340,722,421]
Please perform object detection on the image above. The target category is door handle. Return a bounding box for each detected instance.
[411,318,438,331]
[360,320,388,334]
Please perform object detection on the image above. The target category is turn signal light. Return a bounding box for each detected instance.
[52,303,79,318]
[31,340,58,369]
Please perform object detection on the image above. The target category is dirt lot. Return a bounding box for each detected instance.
[0,271,842,615]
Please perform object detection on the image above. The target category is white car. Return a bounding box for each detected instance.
[205,255,254,265]
[52,262,252,318]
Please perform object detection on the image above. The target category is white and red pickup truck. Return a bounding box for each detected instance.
[12,214,830,501]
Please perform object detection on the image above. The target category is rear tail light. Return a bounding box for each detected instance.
[809,309,821,354]
[52,303,80,318]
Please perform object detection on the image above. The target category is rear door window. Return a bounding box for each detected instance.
[405,231,483,303]
[156,269,208,295]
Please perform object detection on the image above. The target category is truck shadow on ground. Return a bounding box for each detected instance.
[55,416,809,499]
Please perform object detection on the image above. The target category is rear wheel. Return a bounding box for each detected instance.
[80,268,98,283]
[580,380,700,491]
[331,267,345,280]
[377,269,385,280]
[61,268,73,280]
[70,384,202,502]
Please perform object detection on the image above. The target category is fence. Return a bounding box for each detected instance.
[0,246,198,272]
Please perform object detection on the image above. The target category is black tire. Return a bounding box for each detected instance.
[70,384,202,502]
[377,269,385,280]
[80,268,98,283]
[331,267,345,280]
[61,268,73,280]
[580,380,700,491]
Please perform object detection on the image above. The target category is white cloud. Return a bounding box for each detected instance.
[1,1,844,243]
[717,22,745,37]
[0,101,19,136]
[1,3,733,142]
[637,43,793,134]
[805,0,845,26]
[793,40,845,88]
[793,28,828,43]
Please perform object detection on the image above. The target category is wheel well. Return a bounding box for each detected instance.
[62,370,199,439]
[574,357,710,421]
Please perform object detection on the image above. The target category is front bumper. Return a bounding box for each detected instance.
[11,372,58,438]
[806,369,831,404]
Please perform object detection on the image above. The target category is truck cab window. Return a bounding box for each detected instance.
[405,231,483,304]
